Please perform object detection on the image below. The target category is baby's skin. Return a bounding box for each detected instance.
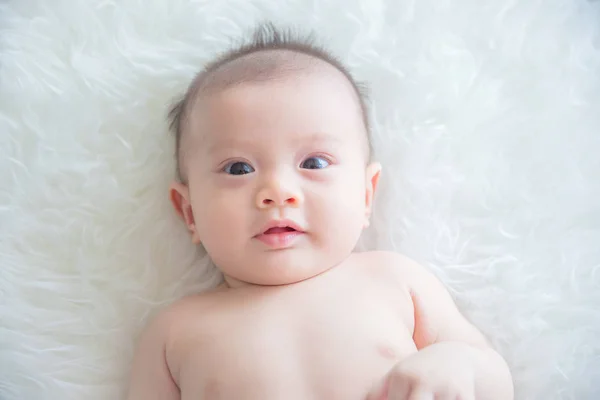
[127,48,513,399]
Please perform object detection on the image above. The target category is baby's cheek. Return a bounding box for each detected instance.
[333,180,366,213]
[194,200,246,256]
[199,198,241,226]
[313,185,364,238]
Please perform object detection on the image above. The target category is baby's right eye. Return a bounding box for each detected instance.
[223,161,255,175]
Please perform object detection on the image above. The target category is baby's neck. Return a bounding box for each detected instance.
[221,272,326,290]
[221,276,249,289]
[221,275,295,290]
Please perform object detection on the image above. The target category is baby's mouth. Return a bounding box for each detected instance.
[255,221,304,249]
[263,226,297,235]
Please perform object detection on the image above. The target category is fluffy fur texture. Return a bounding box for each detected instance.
[1,0,599,399]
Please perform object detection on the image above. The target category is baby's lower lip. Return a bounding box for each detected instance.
[255,230,303,249]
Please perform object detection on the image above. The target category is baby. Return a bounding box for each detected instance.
[127,25,513,400]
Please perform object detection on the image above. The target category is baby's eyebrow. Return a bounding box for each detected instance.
[206,138,262,155]
[299,132,343,145]
[300,132,347,148]
[207,132,343,154]
[206,141,248,154]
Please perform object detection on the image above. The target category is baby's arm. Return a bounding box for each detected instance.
[369,253,513,399]
[126,311,180,400]
[408,259,513,398]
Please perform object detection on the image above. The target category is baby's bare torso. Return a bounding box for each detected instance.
[167,253,417,400]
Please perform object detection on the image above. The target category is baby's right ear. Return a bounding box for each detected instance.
[169,181,201,244]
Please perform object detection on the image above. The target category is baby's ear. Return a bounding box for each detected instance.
[364,162,382,227]
[169,181,201,244]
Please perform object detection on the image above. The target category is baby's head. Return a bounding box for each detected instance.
[169,24,381,287]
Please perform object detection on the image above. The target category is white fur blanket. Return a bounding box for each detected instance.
[1,0,599,399]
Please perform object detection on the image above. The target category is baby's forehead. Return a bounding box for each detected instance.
[187,50,365,131]
[193,49,353,99]
[193,70,364,143]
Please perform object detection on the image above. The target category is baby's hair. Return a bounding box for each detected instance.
[168,22,371,183]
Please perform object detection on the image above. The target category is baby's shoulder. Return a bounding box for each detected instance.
[352,250,419,272]
[132,288,228,383]
[160,287,227,329]
[351,250,432,288]
[136,286,226,350]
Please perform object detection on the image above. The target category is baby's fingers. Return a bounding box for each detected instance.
[365,375,390,400]
[404,388,434,400]
[365,373,416,400]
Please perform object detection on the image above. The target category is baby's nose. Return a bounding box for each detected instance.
[256,182,303,209]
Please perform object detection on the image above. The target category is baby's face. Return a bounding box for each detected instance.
[172,71,380,286]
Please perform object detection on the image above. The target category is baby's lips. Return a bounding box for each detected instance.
[264,226,297,235]
[257,219,305,236]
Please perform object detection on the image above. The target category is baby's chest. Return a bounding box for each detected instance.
[177,290,416,399]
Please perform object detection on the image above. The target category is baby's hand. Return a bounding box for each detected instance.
[366,344,476,400]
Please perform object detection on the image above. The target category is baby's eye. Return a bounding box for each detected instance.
[300,156,331,170]
[223,161,255,175]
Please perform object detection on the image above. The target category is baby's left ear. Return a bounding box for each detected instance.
[364,162,382,227]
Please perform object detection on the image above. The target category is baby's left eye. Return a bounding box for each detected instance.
[300,156,331,170]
